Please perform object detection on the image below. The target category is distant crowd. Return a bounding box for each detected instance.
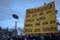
[6,33,60,40]
[0,26,60,40]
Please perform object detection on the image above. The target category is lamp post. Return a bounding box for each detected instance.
[12,14,19,35]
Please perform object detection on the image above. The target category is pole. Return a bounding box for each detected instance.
[15,21,17,30]
[15,21,17,35]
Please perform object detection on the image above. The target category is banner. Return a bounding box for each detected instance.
[23,2,58,34]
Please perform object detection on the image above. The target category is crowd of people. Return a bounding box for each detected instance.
[0,26,60,40]
[6,32,60,40]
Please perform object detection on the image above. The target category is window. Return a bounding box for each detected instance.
[32,14,37,17]
[25,24,32,27]
[36,17,46,21]
[39,12,44,15]
[50,20,56,24]
[32,9,36,12]
[35,22,40,26]
[40,17,46,20]
[46,10,52,14]
[26,15,30,17]
[43,22,48,25]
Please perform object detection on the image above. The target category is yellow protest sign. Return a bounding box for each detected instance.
[23,2,58,34]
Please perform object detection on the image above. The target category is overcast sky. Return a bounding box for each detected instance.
[0,0,60,30]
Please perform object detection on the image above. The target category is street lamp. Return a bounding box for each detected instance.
[12,14,19,35]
